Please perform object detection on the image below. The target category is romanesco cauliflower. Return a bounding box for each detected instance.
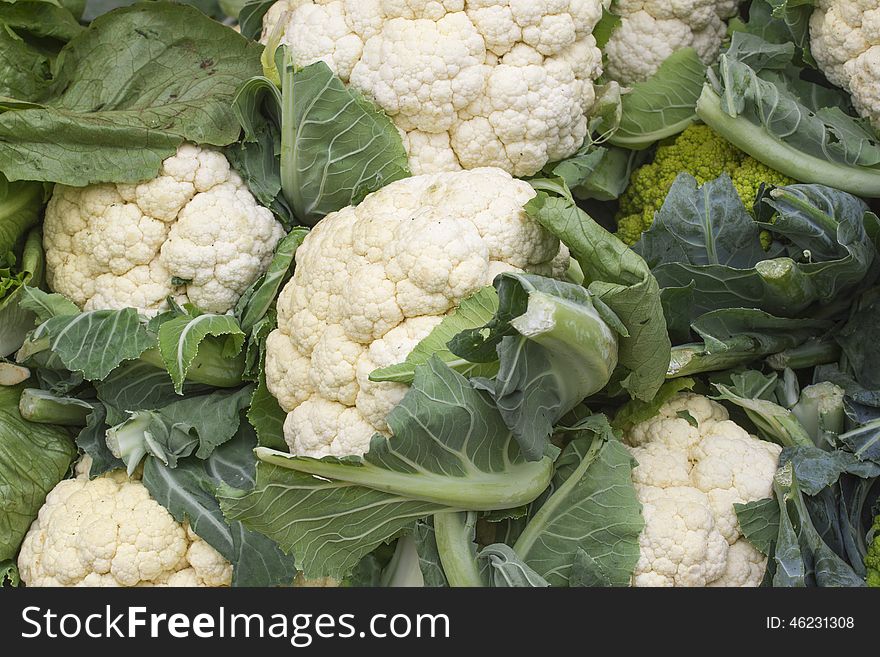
[867,515,880,587]
[615,125,794,245]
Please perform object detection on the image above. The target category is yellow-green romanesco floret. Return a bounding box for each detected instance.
[615,124,795,246]
[867,515,880,587]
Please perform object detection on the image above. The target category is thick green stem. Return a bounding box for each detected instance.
[18,388,90,426]
[696,84,880,197]
[255,447,555,511]
[433,512,485,587]
[279,46,298,217]
[767,338,841,371]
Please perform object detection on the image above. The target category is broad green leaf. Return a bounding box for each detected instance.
[247,369,287,450]
[0,3,262,185]
[74,402,123,478]
[670,309,830,378]
[635,174,767,268]
[612,377,696,432]
[107,385,254,472]
[735,498,780,556]
[413,519,449,588]
[17,286,78,323]
[221,358,556,579]
[0,384,76,561]
[238,0,275,40]
[157,312,245,393]
[478,545,550,587]
[236,228,308,334]
[696,33,880,197]
[142,425,298,587]
[513,418,644,586]
[371,286,500,384]
[525,188,670,401]
[609,48,706,149]
[32,308,157,381]
[779,445,880,496]
[279,56,411,225]
[460,274,620,461]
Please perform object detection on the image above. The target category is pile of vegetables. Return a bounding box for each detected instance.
[1,0,879,589]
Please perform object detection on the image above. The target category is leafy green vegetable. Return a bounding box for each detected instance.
[413,519,449,588]
[432,512,487,587]
[669,310,831,378]
[1,559,20,587]
[451,273,621,461]
[639,177,878,326]
[29,308,157,381]
[525,183,670,402]
[512,417,643,586]
[696,33,880,197]
[106,385,253,472]
[0,3,263,185]
[0,174,45,356]
[609,48,707,150]
[735,498,780,556]
[478,544,550,587]
[0,384,76,562]
[221,358,556,579]
[0,0,84,100]
[233,49,410,227]
[370,286,500,384]
[156,311,246,393]
[612,377,696,431]
[142,423,299,587]
[771,463,866,586]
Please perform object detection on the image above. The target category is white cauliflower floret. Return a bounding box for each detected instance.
[262,0,608,176]
[623,393,782,587]
[43,144,286,316]
[17,466,232,587]
[810,0,880,130]
[604,0,738,85]
[265,167,569,456]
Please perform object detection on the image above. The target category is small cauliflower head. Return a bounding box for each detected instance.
[43,144,286,316]
[262,0,608,176]
[604,0,740,85]
[265,167,569,457]
[623,393,782,587]
[810,0,880,130]
[18,468,232,587]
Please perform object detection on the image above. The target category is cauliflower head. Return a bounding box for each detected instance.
[43,144,286,316]
[18,466,232,587]
[604,0,740,85]
[615,124,794,245]
[265,167,570,457]
[810,0,880,130]
[623,392,782,587]
[262,0,608,176]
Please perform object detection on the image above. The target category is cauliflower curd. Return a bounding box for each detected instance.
[262,0,609,176]
[43,144,286,316]
[603,0,740,85]
[265,167,570,457]
[18,465,232,587]
[622,393,782,587]
[810,0,880,130]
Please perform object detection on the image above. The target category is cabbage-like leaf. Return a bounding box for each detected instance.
[608,48,706,150]
[221,358,556,579]
[0,3,262,185]
[0,384,76,561]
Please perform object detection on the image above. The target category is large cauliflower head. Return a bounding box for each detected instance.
[604,0,740,85]
[810,0,880,130]
[43,144,286,316]
[623,393,782,587]
[18,467,232,587]
[265,167,570,457]
[262,0,608,176]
